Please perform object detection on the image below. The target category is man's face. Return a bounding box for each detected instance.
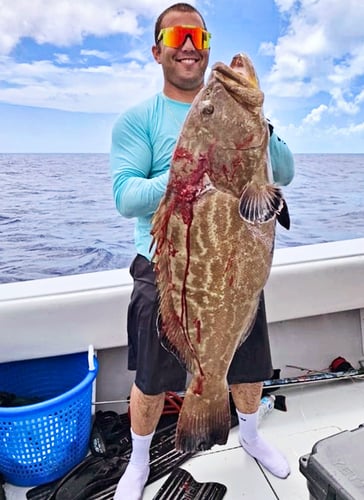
[152,10,210,98]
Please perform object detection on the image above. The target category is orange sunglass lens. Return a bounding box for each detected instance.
[158,26,211,49]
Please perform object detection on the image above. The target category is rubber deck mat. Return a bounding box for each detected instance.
[27,395,237,500]
[26,423,192,500]
[152,467,227,500]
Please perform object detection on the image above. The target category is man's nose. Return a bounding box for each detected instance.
[181,35,197,50]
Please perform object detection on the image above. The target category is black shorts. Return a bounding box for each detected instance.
[127,254,273,395]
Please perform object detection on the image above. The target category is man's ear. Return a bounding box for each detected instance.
[152,44,162,63]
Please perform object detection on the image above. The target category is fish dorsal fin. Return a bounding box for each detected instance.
[239,183,290,228]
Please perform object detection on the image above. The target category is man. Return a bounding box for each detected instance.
[110,3,294,499]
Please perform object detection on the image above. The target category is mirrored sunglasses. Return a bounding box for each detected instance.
[157,25,211,50]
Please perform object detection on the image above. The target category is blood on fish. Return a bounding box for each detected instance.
[236,133,255,149]
[221,156,241,183]
[193,375,204,395]
[194,318,201,343]
[167,239,178,257]
[173,146,194,163]
[162,154,210,343]
[224,256,234,273]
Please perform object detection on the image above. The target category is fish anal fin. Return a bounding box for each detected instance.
[157,304,196,374]
[153,210,197,374]
[239,183,288,226]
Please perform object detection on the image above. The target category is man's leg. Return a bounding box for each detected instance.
[129,383,165,435]
[114,384,165,500]
[228,293,290,479]
[116,255,186,499]
[231,382,290,479]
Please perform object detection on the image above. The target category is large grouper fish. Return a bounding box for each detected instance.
[151,53,290,453]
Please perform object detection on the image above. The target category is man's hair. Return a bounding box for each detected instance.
[154,2,207,44]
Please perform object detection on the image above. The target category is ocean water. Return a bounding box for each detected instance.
[0,153,363,284]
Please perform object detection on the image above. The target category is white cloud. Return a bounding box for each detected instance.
[260,0,364,141]
[330,87,359,115]
[0,0,185,113]
[264,1,364,99]
[337,121,364,135]
[0,0,362,153]
[274,0,296,12]
[0,0,182,54]
[303,104,328,124]
[80,50,112,60]
[259,41,275,57]
[272,118,364,153]
[0,55,163,112]
[54,53,70,64]
[357,90,364,104]
[328,47,364,86]
[123,49,150,63]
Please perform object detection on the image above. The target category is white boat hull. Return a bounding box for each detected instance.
[1,238,364,498]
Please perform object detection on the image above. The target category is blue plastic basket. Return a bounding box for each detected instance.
[0,351,98,486]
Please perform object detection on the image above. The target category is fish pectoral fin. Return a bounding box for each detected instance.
[239,183,287,225]
[277,198,290,229]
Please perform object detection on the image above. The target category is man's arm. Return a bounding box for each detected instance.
[268,123,295,186]
[110,110,169,218]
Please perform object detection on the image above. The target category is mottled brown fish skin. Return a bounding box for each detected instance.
[151,53,285,452]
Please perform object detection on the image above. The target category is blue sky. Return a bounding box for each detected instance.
[1,0,363,153]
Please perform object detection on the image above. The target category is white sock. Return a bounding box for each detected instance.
[113,429,154,500]
[236,409,290,479]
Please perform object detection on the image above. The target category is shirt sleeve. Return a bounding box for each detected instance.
[269,131,295,186]
[110,109,169,219]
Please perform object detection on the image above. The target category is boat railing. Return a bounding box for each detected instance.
[0,238,363,363]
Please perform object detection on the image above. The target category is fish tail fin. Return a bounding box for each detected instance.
[175,381,231,452]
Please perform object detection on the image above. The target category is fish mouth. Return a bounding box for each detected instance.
[214,62,254,87]
[230,53,259,86]
[211,61,264,108]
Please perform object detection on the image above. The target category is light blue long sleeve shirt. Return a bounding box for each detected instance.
[110,93,294,261]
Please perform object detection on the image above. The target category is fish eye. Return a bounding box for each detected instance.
[202,102,214,115]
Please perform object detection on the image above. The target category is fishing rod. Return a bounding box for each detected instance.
[93,366,364,406]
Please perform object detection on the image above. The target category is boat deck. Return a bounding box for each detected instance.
[4,378,364,499]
